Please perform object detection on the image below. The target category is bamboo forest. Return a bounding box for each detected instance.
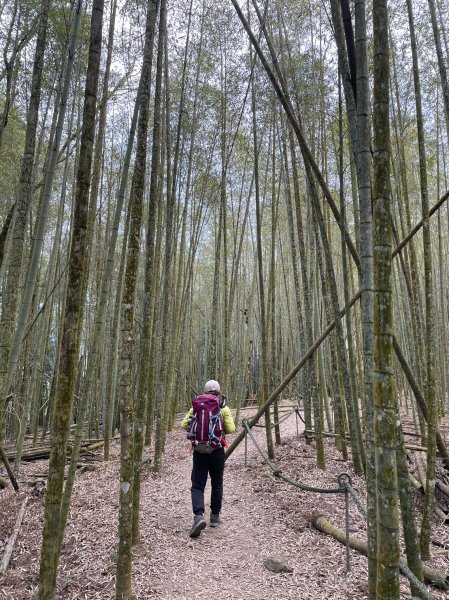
[0,0,449,598]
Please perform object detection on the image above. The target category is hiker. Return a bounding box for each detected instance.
[181,379,236,538]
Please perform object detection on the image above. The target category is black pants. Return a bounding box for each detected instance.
[191,447,225,515]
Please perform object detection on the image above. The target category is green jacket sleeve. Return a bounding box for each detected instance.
[181,408,193,430]
[221,405,236,434]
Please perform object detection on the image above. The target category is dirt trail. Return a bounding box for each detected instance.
[1,407,447,599]
[135,409,370,600]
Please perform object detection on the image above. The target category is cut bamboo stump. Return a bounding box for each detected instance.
[311,513,449,590]
[0,497,28,575]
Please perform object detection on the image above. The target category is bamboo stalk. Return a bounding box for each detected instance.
[0,496,28,575]
[0,442,19,491]
[436,480,449,498]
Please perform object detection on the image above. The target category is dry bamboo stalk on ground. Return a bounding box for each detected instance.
[22,462,99,483]
[436,480,449,498]
[434,505,449,523]
[405,444,431,452]
[412,452,427,487]
[0,496,28,575]
[402,430,422,438]
[409,453,448,521]
[408,472,423,490]
[431,539,449,550]
[5,440,106,462]
[311,513,449,590]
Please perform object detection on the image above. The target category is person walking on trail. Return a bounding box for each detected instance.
[181,379,236,538]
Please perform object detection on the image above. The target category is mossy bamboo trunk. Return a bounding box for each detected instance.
[395,411,424,596]
[372,1,400,596]
[38,1,104,597]
[251,59,274,460]
[405,0,437,562]
[146,0,166,473]
[115,0,161,593]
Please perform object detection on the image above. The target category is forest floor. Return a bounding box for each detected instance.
[1,403,449,599]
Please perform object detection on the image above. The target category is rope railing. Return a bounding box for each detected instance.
[344,481,368,518]
[272,407,297,428]
[294,406,306,425]
[398,564,435,600]
[253,407,298,430]
[242,419,345,495]
[241,419,436,599]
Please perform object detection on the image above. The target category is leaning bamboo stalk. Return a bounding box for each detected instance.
[232,0,359,266]
[232,0,449,465]
[393,335,449,466]
[225,291,362,459]
[0,442,19,491]
[393,189,449,258]
[0,496,28,575]
[225,295,449,464]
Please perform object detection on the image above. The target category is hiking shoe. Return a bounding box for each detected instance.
[210,513,220,528]
[189,514,206,538]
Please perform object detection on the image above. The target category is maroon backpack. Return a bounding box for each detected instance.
[187,393,224,454]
